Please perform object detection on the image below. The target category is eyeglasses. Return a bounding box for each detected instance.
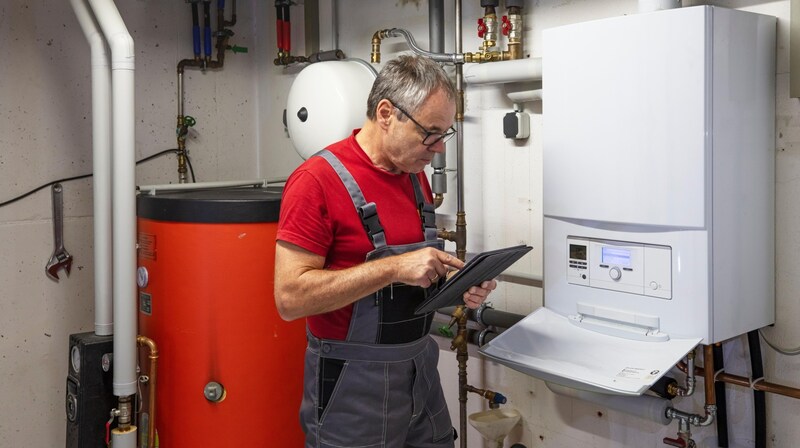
[390,102,456,146]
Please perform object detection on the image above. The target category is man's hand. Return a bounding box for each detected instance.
[393,247,464,287]
[462,280,497,309]
[393,248,498,308]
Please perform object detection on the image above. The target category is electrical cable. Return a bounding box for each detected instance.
[0,148,192,208]
[758,328,800,356]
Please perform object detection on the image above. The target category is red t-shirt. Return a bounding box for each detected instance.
[277,130,433,340]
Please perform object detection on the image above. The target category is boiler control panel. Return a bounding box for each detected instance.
[567,237,672,299]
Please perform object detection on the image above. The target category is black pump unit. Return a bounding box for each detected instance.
[66,332,115,448]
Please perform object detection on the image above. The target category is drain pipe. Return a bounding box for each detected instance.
[70,0,113,337]
[86,1,138,446]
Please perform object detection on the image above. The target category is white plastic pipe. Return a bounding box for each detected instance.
[506,89,543,104]
[70,0,113,337]
[463,58,542,85]
[86,0,137,399]
[546,382,672,425]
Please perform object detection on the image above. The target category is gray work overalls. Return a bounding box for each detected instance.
[300,150,455,448]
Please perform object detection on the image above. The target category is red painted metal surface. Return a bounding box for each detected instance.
[137,218,306,447]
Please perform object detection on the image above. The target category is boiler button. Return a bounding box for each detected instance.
[609,267,622,281]
[650,281,659,290]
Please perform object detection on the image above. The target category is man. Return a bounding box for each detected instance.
[275,54,496,448]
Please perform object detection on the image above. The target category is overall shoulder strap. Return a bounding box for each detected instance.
[409,174,438,242]
[314,150,386,250]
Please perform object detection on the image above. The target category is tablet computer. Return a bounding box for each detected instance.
[414,244,533,315]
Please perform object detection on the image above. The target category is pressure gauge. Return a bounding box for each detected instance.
[70,346,81,374]
[137,266,149,288]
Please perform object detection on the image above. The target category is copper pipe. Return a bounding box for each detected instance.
[449,305,469,448]
[137,335,159,448]
[677,355,800,400]
[703,345,715,406]
[224,0,237,27]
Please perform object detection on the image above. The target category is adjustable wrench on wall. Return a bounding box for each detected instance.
[45,183,73,281]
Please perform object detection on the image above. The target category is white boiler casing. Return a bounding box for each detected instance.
[481,6,776,395]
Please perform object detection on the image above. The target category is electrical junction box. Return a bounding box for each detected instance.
[503,111,529,139]
[66,332,115,448]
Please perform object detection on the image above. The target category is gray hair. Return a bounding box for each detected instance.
[366,54,456,120]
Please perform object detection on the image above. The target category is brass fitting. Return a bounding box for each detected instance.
[137,335,159,448]
[371,29,392,63]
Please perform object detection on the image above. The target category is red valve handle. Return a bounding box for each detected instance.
[477,18,486,38]
[501,15,511,36]
[105,420,111,446]
[663,437,687,447]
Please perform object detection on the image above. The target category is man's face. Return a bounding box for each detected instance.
[385,90,456,174]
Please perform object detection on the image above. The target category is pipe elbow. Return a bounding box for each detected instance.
[371,29,387,63]
[136,335,158,358]
[87,31,109,60]
[108,32,135,69]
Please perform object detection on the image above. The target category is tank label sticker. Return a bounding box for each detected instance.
[138,233,157,260]
[140,292,153,315]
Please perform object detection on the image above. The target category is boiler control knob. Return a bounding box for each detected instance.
[609,267,622,281]
[650,281,659,290]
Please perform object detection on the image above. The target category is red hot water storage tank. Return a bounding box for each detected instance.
[136,186,305,447]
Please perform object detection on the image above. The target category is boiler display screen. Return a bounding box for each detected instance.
[569,244,587,260]
[602,247,631,267]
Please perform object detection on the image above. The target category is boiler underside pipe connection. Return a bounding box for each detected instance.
[70,0,113,337]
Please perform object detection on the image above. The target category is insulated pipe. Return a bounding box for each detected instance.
[203,0,212,59]
[86,0,138,401]
[438,305,525,331]
[547,382,673,425]
[70,0,113,336]
[192,2,201,58]
[475,305,524,329]
[506,89,543,104]
[463,58,542,85]
[429,0,447,203]
[713,344,730,447]
[429,0,445,54]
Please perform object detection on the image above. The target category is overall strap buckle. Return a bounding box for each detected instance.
[358,202,387,248]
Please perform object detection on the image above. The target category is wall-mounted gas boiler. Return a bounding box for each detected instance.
[482,5,776,396]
